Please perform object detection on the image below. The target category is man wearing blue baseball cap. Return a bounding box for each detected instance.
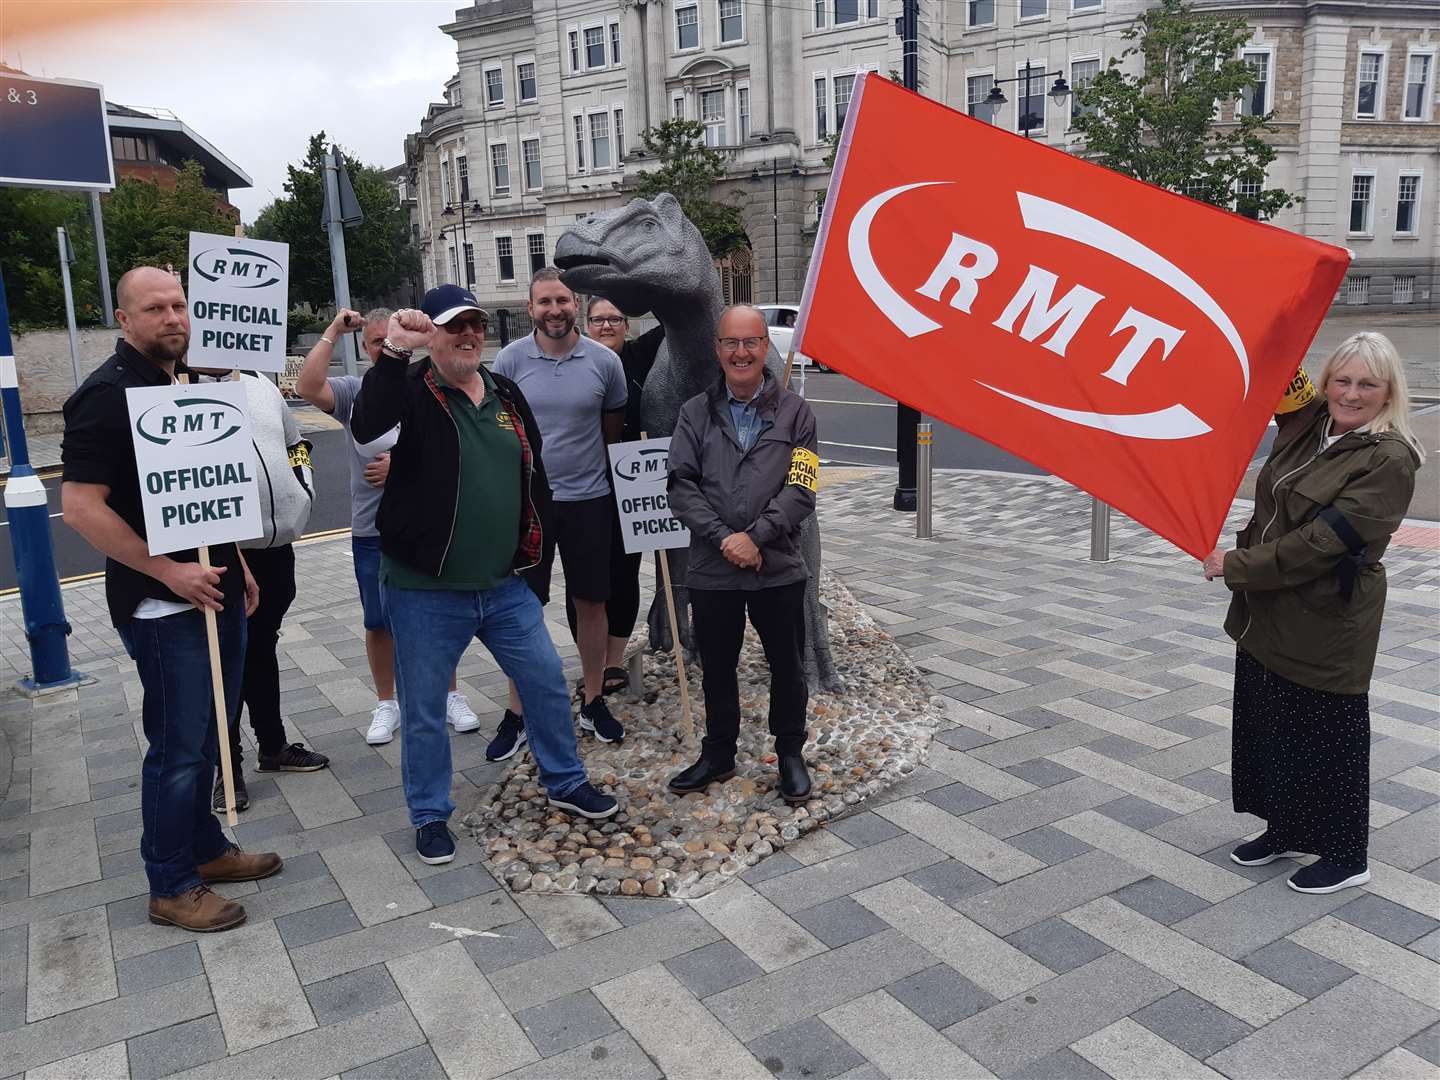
[351,284,618,865]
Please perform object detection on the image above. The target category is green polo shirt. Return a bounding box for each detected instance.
[382,367,522,591]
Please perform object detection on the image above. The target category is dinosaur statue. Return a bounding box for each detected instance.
[554,193,842,692]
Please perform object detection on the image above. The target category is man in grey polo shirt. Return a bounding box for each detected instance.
[492,268,627,752]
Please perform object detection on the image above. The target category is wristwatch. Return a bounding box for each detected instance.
[381,338,414,359]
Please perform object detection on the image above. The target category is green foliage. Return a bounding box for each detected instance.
[1070,0,1299,221]
[103,160,237,278]
[632,120,749,257]
[249,133,418,308]
[285,307,328,347]
[0,188,100,328]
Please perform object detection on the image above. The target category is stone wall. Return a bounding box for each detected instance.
[11,327,119,434]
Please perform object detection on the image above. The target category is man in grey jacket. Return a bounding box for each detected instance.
[666,305,819,804]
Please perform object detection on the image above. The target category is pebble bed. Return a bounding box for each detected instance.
[458,572,946,899]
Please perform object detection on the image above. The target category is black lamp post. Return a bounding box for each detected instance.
[441,201,482,288]
[982,64,1071,136]
[750,136,801,303]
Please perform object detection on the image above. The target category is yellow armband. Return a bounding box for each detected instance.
[1275,369,1316,414]
[787,447,819,492]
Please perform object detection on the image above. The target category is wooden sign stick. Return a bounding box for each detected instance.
[641,430,695,746]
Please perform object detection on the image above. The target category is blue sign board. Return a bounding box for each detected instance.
[0,73,114,190]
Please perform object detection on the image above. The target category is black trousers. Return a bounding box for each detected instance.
[566,499,642,642]
[690,580,808,768]
[232,544,297,760]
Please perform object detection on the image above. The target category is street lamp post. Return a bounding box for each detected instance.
[441,201,479,289]
[981,63,1071,136]
[749,137,800,304]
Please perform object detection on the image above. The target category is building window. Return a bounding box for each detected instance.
[440,157,451,204]
[1344,277,1369,305]
[814,0,826,30]
[1072,0,1102,9]
[1240,50,1270,117]
[496,236,515,283]
[1017,66,1045,133]
[1405,53,1433,119]
[111,134,158,161]
[590,112,612,169]
[456,155,469,201]
[523,138,542,190]
[672,94,686,120]
[720,0,743,42]
[1234,176,1262,217]
[568,30,580,72]
[451,82,463,106]
[610,20,622,64]
[613,108,625,158]
[463,243,476,288]
[585,26,606,69]
[491,143,510,195]
[814,77,829,139]
[1393,274,1416,304]
[1396,174,1420,234]
[449,245,460,286]
[528,233,547,277]
[676,5,699,50]
[700,89,726,146]
[834,0,859,25]
[968,0,994,27]
[967,74,994,118]
[573,114,586,171]
[1349,173,1373,234]
[834,74,856,131]
[1019,0,1046,18]
[738,85,751,141]
[867,0,878,16]
[485,67,504,107]
[518,61,537,102]
[1356,52,1383,118]
[1070,59,1099,122]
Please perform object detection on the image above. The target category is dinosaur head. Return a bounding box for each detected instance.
[554,193,717,316]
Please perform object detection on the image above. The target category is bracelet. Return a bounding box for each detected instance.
[320,335,336,346]
[382,338,414,359]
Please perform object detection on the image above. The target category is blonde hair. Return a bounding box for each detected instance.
[1319,331,1426,464]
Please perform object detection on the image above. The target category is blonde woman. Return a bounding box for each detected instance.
[1203,332,1425,894]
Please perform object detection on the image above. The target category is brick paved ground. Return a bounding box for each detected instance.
[1,469,1437,1080]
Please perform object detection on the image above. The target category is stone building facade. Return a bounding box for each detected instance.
[405,0,1437,316]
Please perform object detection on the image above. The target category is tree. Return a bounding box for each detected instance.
[1070,0,1298,221]
[0,188,99,328]
[249,133,418,309]
[632,120,749,257]
[103,160,236,278]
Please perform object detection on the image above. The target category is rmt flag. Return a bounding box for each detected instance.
[793,74,1349,559]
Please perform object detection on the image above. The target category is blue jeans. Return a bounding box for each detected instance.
[383,574,588,827]
[351,535,388,631]
[118,603,245,897]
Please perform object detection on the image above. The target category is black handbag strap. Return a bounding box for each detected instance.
[1318,506,1367,602]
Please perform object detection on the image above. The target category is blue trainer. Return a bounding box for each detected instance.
[549,781,619,820]
[416,821,456,865]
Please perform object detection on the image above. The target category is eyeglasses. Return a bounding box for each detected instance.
[440,315,487,334]
[718,336,766,352]
[587,315,626,327]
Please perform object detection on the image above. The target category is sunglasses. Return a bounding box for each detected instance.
[440,314,488,334]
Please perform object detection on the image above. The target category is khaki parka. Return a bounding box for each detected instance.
[1223,398,1420,694]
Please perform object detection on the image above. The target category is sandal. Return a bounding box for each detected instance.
[602,666,629,695]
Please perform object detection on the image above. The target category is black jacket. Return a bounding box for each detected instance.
[350,350,552,579]
[618,326,665,442]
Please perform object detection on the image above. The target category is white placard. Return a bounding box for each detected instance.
[186,231,289,372]
[126,382,263,556]
[608,437,690,554]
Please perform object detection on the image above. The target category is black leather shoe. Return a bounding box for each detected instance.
[779,754,811,804]
[668,757,735,794]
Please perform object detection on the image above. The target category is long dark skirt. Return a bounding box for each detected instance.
[1231,648,1370,866]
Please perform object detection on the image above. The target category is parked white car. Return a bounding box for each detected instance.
[757,303,830,372]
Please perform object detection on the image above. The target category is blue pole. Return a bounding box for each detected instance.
[0,269,82,693]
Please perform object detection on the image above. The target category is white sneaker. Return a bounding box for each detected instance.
[366,699,401,745]
[447,692,480,733]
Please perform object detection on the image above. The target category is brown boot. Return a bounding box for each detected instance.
[148,885,246,933]
[197,844,283,883]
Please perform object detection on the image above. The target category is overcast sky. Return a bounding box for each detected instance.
[6,1,462,223]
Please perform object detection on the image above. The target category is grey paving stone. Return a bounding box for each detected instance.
[352,786,408,815]
[1131,989,1254,1059]
[922,781,997,817]
[961,777,1122,839]
[463,921,559,975]
[598,897,686,927]
[115,941,202,996]
[934,727,995,752]
[126,1015,227,1080]
[415,864,500,907]
[1373,778,1440,813]
[886,964,997,1029]
[740,851,804,885]
[1208,976,1439,1079]
[1095,794,1179,831]
[1086,734,1153,761]
[276,900,362,950]
[1007,826,1093,866]
[1155,713,1228,738]
[956,850,1148,937]
[303,963,402,1027]
[496,1032,660,1080]
[1110,876,1210,925]
[754,835,947,914]
[664,940,765,999]
[27,905,116,1021]
[256,850,330,892]
[825,812,904,848]
[1403,1021,1440,1066]
[1005,759,1080,788]
[1009,1047,1112,1080]
[1415,859,1440,885]
[791,897,890,947]
[1334,893,1440,946]
[231,811,303,846]
[515,990,620,1056]
[1175,872,1351,959]
[1369,805,1440,872]
[1178,768,1235,800]
[747,1016,866,1080]
[903,858,995,905]
[1241,939,1357,999]
[342,1045,448,1080]
[1005,917,1110,974]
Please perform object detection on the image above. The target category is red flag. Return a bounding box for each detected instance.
[794,74,1349,559]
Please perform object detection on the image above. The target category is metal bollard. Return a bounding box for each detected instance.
[1090,497,1111,561]
[916,421,933,539]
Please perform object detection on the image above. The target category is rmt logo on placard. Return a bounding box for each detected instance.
[613,447,668,482]
[191,246,282,289]
[135,398,245,448]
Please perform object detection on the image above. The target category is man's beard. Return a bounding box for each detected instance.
[436,351,481,382]
[539,313,574,340]
[146,331,190,363]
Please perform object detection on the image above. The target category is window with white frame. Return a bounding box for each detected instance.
[700,89,726,146]
[484,66,504,107]
[1404,53,1433,119]
[676,5,699,50]
[1234,175,1262,216]
[1070,58,1099,122]
[867,0,878,16]
[1072,0,1102,9]
[968,0,994,26]
[1019,0,1046,19]
[490,143,510,195]
[1344,277,1369,305]
[610,20,622,64]
[496,236,515,282]
[814,77,829,139]
[1240,50,1271,118]
[671,93,686,120]
[834,0,860,25]
[967,74,994,118]
[449,244,460,285]
[834,74,856,131]
[614,107,625,158]
[568,30,580,72]
[738,85,751,141]
[1356,51,1384,118]
[528,233,547,276]
[585,26,606,69]
[1396,174,1420,234]
[440,156,452,204]
[1392,274,1416,304]
[589,112,612,170]
[463,243,475,288]
[814,0,825,30]
[456,155,469,201]
[1017,65,1045,133]
[573,115,586,171]
[1349,173,1374,234]
[518,61,537,102]
[522,138,542,191]
[719,0,743,42]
